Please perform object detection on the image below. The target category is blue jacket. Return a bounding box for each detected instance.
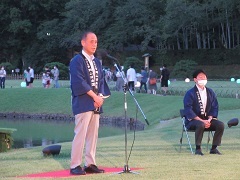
[70,54,110,115]
[183,85,218,125]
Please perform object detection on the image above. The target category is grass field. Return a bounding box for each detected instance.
[0,80,240,179]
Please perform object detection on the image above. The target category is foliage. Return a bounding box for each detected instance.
[123,56,143,72]
[2,0,240,75]
[44,62,69,79]
[0,62,15,74]
[171,60,198,78]
[0,131,14,152]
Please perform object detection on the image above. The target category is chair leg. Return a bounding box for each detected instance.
[185,130,194,154]
[181,117,194,154]
[180,129,184,152]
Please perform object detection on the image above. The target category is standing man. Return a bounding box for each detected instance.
[139,67,148,93]
[160,64,170,95]
[183,69,224,155]
[0,66,6,89]
[127,63,136,91]
[53,65,60,88]
[28,66,34,88]
[69,31,110,175]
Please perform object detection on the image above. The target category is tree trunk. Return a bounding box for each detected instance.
[221,23,227,48]
[226,9,231,49]
[202,32,206,49]
[196,31,201,49]
[177,33,181,50]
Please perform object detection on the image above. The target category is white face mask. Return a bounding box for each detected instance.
[197,79,207,86]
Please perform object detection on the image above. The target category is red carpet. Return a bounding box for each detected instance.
[19,167,142,178]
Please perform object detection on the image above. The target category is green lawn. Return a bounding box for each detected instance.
[0,80,240,179]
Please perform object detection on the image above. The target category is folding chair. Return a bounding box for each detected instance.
[179,109,214,154]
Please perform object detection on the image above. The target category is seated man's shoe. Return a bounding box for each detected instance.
[210,148,222,155]
[84,164,105,173]
[195,149,204,156]
[70,166,86,175]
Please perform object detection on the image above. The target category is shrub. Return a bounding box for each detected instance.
[0,62,15,74]
[123,56,143,72]
[171,59,198,79]
[44,62,69,79]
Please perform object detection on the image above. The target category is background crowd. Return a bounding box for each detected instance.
[105,64,170,96]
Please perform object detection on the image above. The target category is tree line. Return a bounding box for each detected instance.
[1,0,240,74]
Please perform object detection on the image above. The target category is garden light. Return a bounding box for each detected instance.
[185,78,190,82]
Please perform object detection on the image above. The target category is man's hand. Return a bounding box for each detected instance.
[201,119,211,128]
[93,95,104,108]
[195,116,211,128]
[87,90,104,108]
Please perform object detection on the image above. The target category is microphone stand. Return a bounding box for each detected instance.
[112,61,149,175]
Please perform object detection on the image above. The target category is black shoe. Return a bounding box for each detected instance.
[195,149,204,156]
[84,164,105,173]
[210,148,222,155]
[70,166,86,175]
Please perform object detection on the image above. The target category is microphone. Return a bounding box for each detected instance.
[106,54,118,62]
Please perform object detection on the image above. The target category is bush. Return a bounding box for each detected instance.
[0,62,15,74]
[171,59,198,79]
[44,62,69,79]
[123,56,143,73]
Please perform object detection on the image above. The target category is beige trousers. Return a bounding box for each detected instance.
[70,111,100,169]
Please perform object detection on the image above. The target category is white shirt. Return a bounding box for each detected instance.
[127,68,136,82]
[29,68,34,78]
[196,85,207,113]
[0,69,6,77]
[82,50,96,86]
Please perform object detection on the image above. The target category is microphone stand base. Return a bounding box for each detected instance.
[113,165,140,175]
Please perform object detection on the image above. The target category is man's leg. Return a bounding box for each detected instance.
[85,113,100,166]
[0,78,2,88]
[2,77,5,89]
[209,120,224,146]
[70,112,92,169]
[187,120,205,147]
[144,83,147,92]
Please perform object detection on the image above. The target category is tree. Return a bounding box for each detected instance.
[0,0,69,72]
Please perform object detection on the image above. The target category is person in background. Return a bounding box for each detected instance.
[160,64,170,96]
[44,66,51,88]
[24,69,31,88]
[53,65,60,88]
[115,65,125,91]
[127,63,136,92]
[0,66,6,89]
[28,66,34,88]
[148,69,157,95]
[69,31,110,175]
[42,73,47,88]
[183,69,224,156]
[139,67,148,93]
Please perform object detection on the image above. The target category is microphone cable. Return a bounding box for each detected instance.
[127,105,138,165]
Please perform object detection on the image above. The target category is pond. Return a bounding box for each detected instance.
[0,118,127,149]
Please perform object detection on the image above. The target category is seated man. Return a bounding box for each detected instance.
[183,69,224,155]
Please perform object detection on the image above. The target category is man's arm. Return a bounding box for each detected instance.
[87,90,104,108]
